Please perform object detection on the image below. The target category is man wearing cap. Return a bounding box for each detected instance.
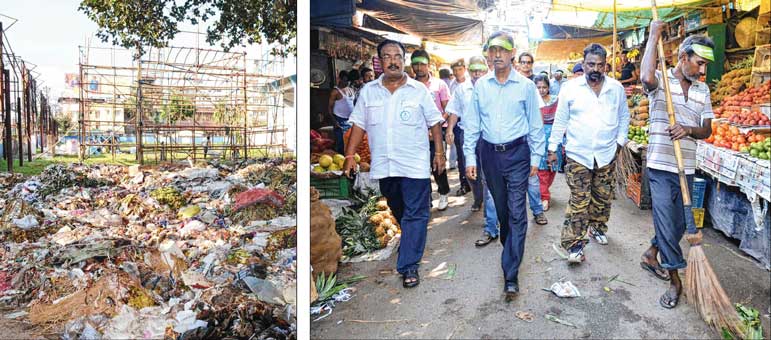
[447,59,472,196]
[464,32,545,298]
[343,40,445,289]
[550,70,566,96]
[571,63,584,78]
[547,43,630,263]
[412,49,452,211]
[639,23,715,309]
[447,56,501,246]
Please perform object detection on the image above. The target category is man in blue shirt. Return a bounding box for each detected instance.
[550,70,566,96]
[463,31,546,299]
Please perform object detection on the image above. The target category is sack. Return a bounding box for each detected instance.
[310,187,342,276]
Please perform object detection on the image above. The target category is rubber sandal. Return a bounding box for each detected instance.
[534,213,548,225]
[659,291,679,309]
[402,270,419,288]
[640,262,670,281]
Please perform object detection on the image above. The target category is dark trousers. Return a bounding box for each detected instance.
[379,177,431,274]
[470,140,484,207]
[480,138,530,283]
[333,115,351,154]
[429,129,450,195]
[648,168,693,270]
[453,125,468,189]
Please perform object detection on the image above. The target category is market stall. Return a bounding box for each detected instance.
[608,0,771,268]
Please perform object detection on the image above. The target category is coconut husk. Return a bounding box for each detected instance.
[29,272,138,325]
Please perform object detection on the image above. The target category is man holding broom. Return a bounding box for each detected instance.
[639,21,715,309]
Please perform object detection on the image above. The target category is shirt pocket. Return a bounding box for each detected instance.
[600,94,619,126]
[397,101,423,127]
[366,100,385,126]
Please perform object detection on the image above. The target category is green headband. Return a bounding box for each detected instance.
[411,56,429,65]
[469,64,487,71]
[691,44,714,61]
[487,36,513,51]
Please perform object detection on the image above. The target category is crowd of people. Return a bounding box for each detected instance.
[337,22,716,308]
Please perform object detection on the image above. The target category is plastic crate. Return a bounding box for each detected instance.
[626,172,652,210]
[691,177,707,208]
[692,208,705,229]
[310,176,351,199]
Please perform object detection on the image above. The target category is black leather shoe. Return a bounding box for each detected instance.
[475,232,498,247]
[504,281,519,293]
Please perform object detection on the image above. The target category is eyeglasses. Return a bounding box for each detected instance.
[520,60,533,65]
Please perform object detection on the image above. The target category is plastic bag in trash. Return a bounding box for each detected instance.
[241,277,286,305]
[548,281,581,297]
[12,215,39,230]
[180,168,219,180]
[233,188,285,211]
[173,310,208,334]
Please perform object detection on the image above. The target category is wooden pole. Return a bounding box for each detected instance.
[612,0,618,79]
[650,0,691,205]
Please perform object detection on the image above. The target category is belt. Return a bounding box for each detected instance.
[483,136,527,152]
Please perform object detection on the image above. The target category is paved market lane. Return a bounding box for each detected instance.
[312,169,770,339]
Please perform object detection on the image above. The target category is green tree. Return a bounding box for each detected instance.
[159,92,195,124]
[55,115,74,135]
[79,0,296,57]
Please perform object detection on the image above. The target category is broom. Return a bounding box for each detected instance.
[650,2,745,337]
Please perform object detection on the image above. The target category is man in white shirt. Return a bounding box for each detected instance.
[547,43,630,264]
[446,59,472,196]
[344,39,445,289]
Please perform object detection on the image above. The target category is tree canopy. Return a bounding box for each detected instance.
[79,0,296,57]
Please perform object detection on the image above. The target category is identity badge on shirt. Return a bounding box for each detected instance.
[400,109,411,122]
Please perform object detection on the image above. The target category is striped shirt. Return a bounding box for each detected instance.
[645,69,714,175]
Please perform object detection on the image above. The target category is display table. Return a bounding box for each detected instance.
[696,140,771,269]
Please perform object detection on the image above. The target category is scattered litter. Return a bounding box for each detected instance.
[545,281,582,297]
[604,286,612,293]
[545,314,578,328]
[608,274,637,286]
[515,311,535,322]
[552,243,569,259]
[0,160,297,338]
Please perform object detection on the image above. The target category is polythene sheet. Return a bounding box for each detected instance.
[357,0,484,45]
[705,177,771,269]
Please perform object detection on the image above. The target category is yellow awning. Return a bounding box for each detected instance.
[551,0,706,12]
[535,36,615,63]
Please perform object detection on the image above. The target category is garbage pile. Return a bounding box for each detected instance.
[0,159,297,339]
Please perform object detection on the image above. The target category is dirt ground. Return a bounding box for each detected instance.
[312,170,770,339]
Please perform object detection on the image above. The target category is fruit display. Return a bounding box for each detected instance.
[711,68,752,105]
[714,80,771,118]
[343,128,370,163]
[741,137,771,160]
[628,126,648,145]
[311,149,370,174]
[368,198,402,248]
[311,129,334,153]
[725,110,771,126]
[627,94,649,127]
[705,122,771,153]
[335,195,401,257]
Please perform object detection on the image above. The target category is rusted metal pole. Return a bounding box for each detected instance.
[17,96,23,166]
[23,66,31,162]
[243,52,248,159]
[136,45,144,165]
[79,55,86,162]
[1,22,11,172]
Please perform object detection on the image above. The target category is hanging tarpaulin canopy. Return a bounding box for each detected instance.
[535,35,615,62]
[543,23,615,39]
[550,0,709,12]
[357,0,485,45]
[593,7,686,29]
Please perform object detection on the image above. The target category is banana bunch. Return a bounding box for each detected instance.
[626,48,640,59]
[569,52,583,61]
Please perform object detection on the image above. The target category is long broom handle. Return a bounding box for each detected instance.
[650,0,692,207]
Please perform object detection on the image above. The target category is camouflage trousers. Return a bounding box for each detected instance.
[560,157,616,249]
